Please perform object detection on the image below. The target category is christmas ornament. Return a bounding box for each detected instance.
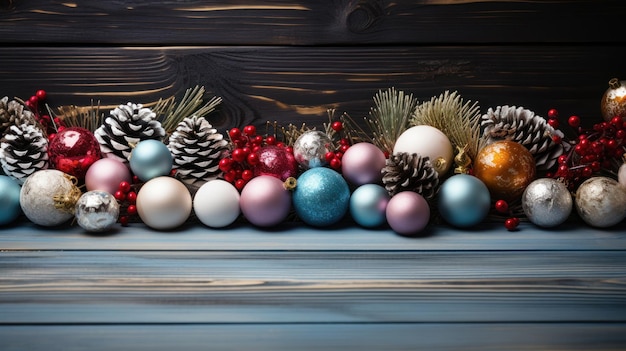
[129,139,173,182]
[575,176,626,228]
[522,178,572,228]
[20,170,80,226]
[0,175,21,225]
[239,175,292,227]
[473,140,536,202]
[136,176,192,230]
[349,184,389,228]
[382,152,439,198]
[601,78,626,121]
[74,190,120,232]
[47,127,101,180]
[167,115,228,187]
[438,174,491,228]
[193,179,241,228]
[293,130,333,169]
[619,163,626,188]
[94,102,165,163]
[385,191,430,235]
[293,167,350,227]
[85,158,132,195]
[341,142,386,185]
[253,145,298,181]
[392,125,453,175]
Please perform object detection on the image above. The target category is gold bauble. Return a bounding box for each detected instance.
[473,140,536,202]
[601,78,626,122]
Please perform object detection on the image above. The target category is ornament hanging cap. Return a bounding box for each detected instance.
[284,177,297,190]
[454,145,472,174]
[53,174,82,214]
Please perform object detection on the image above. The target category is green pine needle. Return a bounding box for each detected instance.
[365,87,418,154]
[155,86,222,133]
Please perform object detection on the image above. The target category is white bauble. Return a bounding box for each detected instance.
[20,170,77,226]
[193,179,240,228]
[393,125,453,175]
[136,176,192,230]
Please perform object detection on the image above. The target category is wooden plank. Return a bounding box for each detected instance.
[1,250,625,323]
[1,1,624,45]
[1,45,624,131]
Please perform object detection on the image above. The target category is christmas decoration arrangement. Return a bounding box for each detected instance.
[2,79,626,236]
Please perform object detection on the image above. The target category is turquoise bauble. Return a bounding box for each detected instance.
[129,140,173,182]
[350,184,389,228]
[438,174,491,228]
[293,167,350,226]
[0,175,21,225]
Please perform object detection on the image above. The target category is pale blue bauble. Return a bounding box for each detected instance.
[0,175,21,225]
[293,167,350,226]
[438,174,491,228]
[350,184,389,228]
[129,139,173,182]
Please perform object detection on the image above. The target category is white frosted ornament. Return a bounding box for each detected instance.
[393,125,453,175]
[20,169,80,226]
[575,177,626,228]
[136,176,192,230]
[193,179,240,228]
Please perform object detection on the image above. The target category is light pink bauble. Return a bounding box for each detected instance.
[385,191,430,235]
[240,175,291,227]
[85,158,132,194]
[341,142,387,185]
[136,176,192,230]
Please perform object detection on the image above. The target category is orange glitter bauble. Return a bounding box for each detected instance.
[473,140,536,202]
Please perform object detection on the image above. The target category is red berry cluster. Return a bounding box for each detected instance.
[23,89,65,139]
[547,109,625,190]
[219,125,293,190]
[494,199,520,231]
[324,121,351,170]
[114,180,139,226]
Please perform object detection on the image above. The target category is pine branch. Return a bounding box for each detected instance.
[365,88,417,155]
[53,100,105,132]
[154,86,222,133]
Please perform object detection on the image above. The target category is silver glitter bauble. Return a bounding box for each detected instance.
[522,178,572,228]
[20,169,77,226]
[575,177,626,228]
[75,191,120,232]
[293,130,333,169]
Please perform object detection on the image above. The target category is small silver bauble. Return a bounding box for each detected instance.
[522,178,572,228]
[75,191,120,232]
[292,130,333,169]
[575,176,626,228]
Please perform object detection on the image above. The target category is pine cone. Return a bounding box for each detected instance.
[0,96,36,138]
[94,102,165,163]
[481,105,567,171]
[0,119,49,184]
[382,152,439,199]
[167,115,228,187]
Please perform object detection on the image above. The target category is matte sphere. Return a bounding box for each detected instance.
[522,178,572,228]
[20,170,76,226]
[341,142,387,185]
[136,176,192,230]
[240,175,291,227]
[85,157,132,194]
[194,180,241,228]
[130,140,173,182]
[350,184,390,228]
[75,191,120,232]
[438,174,491,228]
[293,167,350,227]
[575,177,626,228]
[292,130,333,169]
[385,191,430,235]
[0,175,22,225]
[393,125,454,175]
[473,140,536,202]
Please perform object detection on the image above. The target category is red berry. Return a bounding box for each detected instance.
[241,169,254,181]
[243,125,256,136]
[219,158,233,172]
[127,191,137,204]
[331,121,343,132]
[229,128,242,140]
[231,148,246,162]
[339,138,350,146]
[568,115,580,128]
[252,135,264,145]
[235,179,246,190]
[591,161,601,172]
[114,190,126,201]
[119,181,131,193]
[611,116,622,127]
[285,146,294,154]
[582,166,593,177]
[330,158,342,169]
[265,135,276,145]
[224,170,236,183]
[494,199,509,213]
[119,216,129,226]
[325,151,335,163]
[335,151,343,160]
[547,118,559,129]
[616,129,626,139]
[246,152,259,165]
[28,95,39,106]
[35,89,47,101]
[504,217,519,231]
[127,204,138,216]
[551,135,562,144]
[132,175,140,184]
[340,144,350,153]
[558,154,568,165]
[547,108,559,119]
[276,142,285,148]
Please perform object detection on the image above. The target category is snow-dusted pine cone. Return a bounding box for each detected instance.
[0,96,36,138]
[481,105,567,171]
[382,152,439,199]
[0,118,49,184]
[167,115,228,187]
[95,102,165,163]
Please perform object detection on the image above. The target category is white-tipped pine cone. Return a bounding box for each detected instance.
[382,152,439,199]
[95,102,165,163]
[0,119,49,184]
[481,105,567,171]
[167,115,228,187]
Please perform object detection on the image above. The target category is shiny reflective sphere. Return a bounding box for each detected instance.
[293,130,333,169]
[75,191,120,232]
[0,175,22,225]
[350,184,389,228]
[522,178,572,228]
[293,167,350,227]
[438,174,491,228]
[130,140,173,182]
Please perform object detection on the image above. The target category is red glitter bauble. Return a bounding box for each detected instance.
[252,145,298,181]
[48,127,101,179]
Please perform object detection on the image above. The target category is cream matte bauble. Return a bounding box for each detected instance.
[20,169,77,226]
[136,176,192,230]
[392,125,453,175]
[193,179,240,228]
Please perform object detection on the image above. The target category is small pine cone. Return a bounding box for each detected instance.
[382,152,439,199]
[94,102,165,163]
[481,105,567,171]
[167,115,228,187]
[0,96,36,138]
[0,120,49,184]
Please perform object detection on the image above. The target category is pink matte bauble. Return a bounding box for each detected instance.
[48,127,101,179]
[240,175,291,227]
[253,145,298,181]
[385,191,430,235]
[341,142,387,185]
[85,157,132,194]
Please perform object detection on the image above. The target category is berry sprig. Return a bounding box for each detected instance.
[324,121,351,170]
[115,180,140,226]
[494,199,520,231]
[23,89,65,139]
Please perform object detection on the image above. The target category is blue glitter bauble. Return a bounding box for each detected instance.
[350,184,389,228]
[0,175,21,225]
[129,140,173,182]
[293,167,350,226]
[438,174,491,228]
